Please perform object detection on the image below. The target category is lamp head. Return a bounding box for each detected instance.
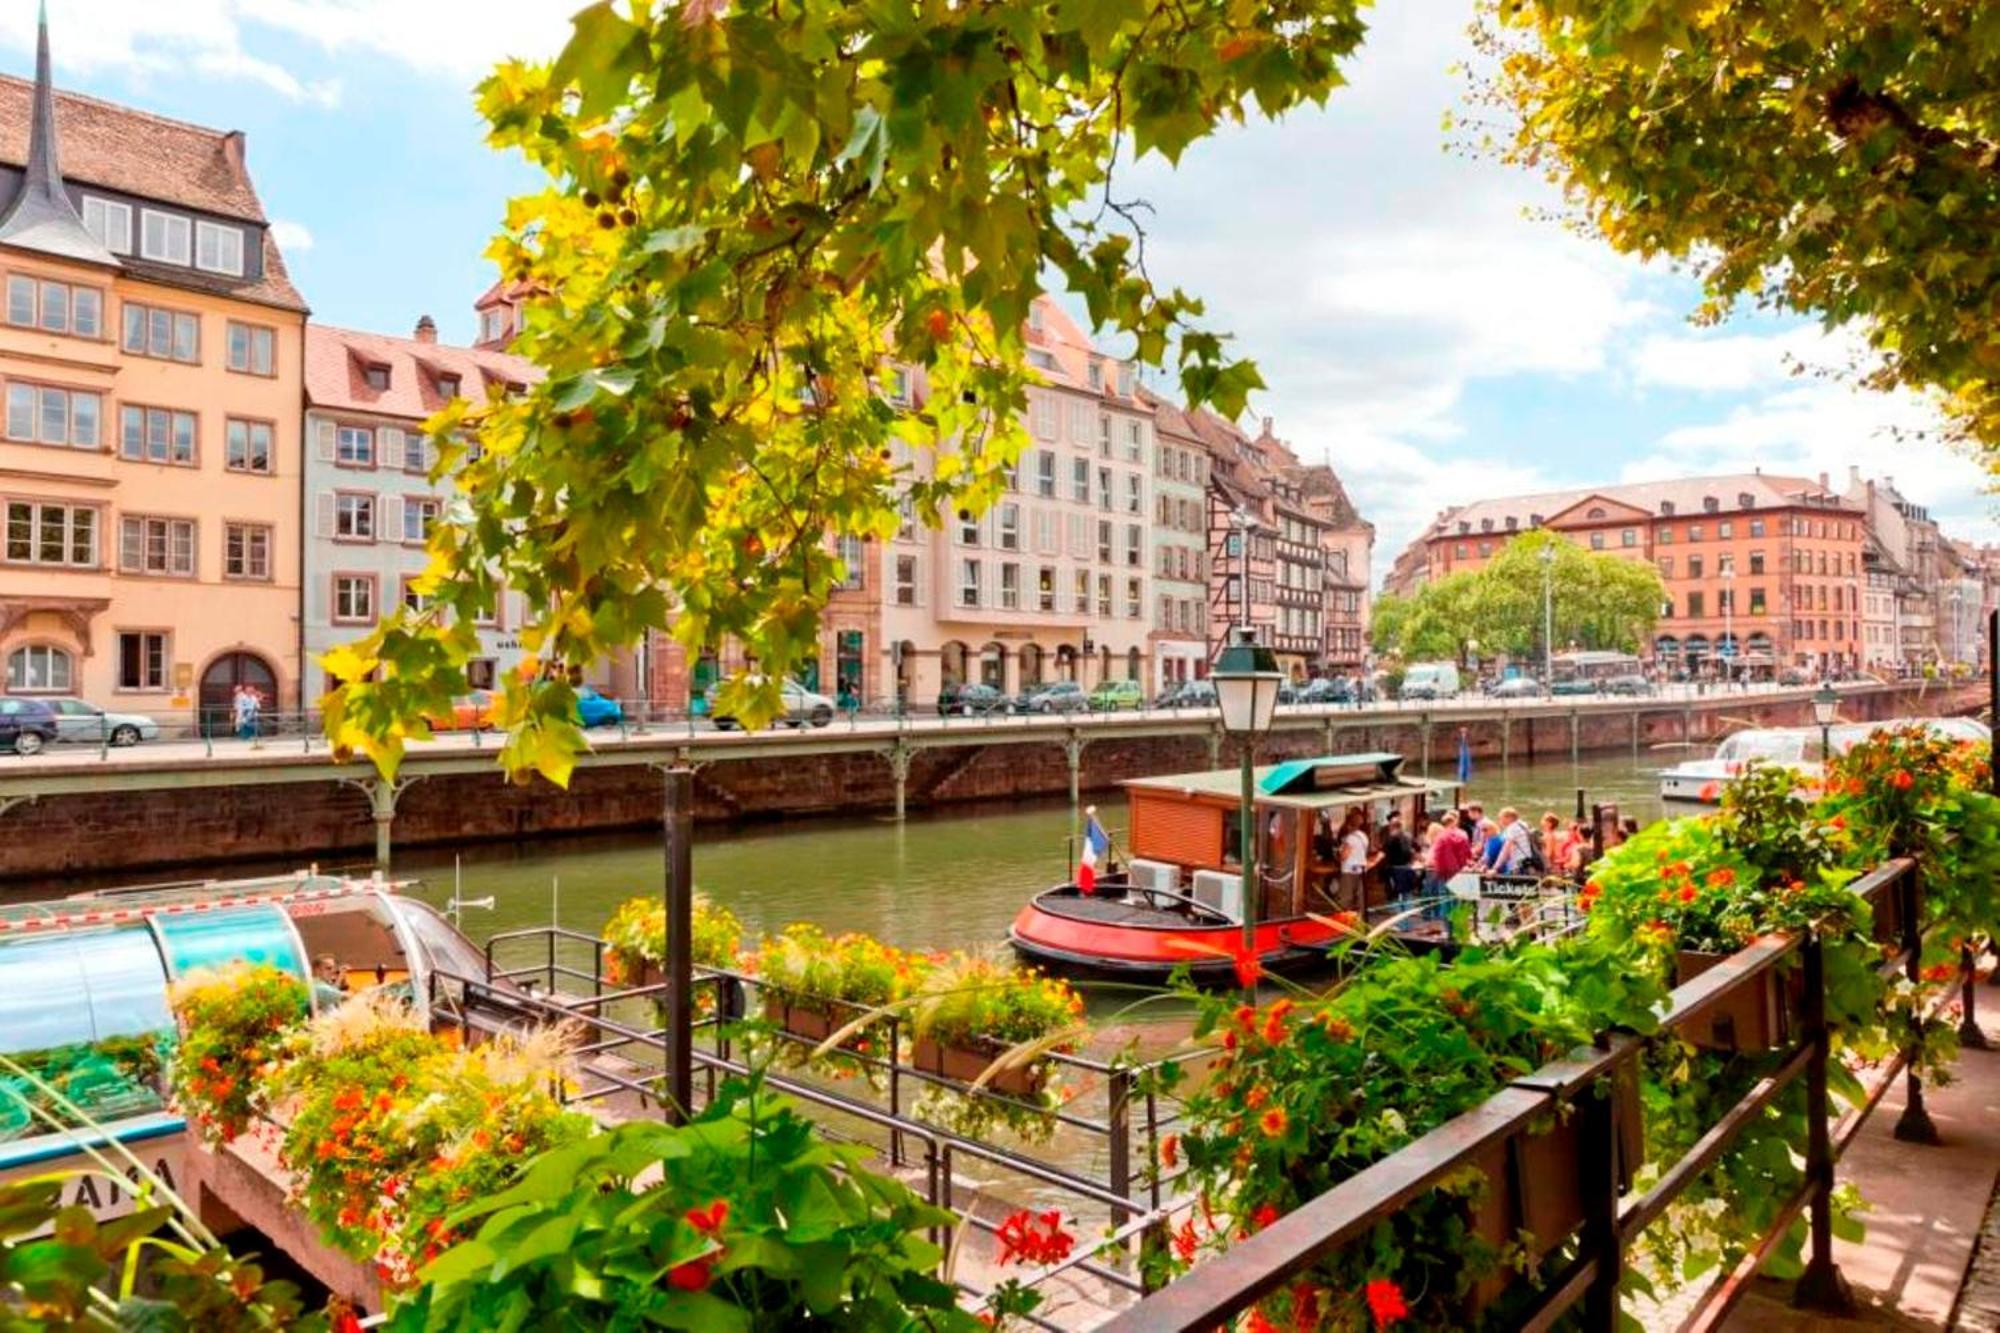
[1812,681,1839,726]
[1211,626,1283,737]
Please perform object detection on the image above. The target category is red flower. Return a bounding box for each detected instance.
[1246,1311,1280,1333]
[1172,1216,1199,1263]
[1679,884,1697,903]
[1250,1202,1280,1232]
[1699,781,1720,802]
[1891,769,1914,790]
[1160,1133,1179,1168]
[1365,1278,1409,1327]
[995,1208,1075,1267]
[1258,1106,1289,1138]
[666,1256,714,1291]
[1261,1012,1289,1046]
[1705,867,1735,887]
[1291,1282,1323,1331]
[685,1199,729,1236]
[1233,944,1263,991]
[1234,1004,1258,1033]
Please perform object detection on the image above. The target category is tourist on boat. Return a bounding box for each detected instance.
[1491,809,1536,875]
[311,954,347,1010]
[1381,814,1419,904]
[1535,813,1563,873]
[1337,808,1378,911]
[1476,818,1503,870]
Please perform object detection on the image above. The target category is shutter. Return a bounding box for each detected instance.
[382,427,406,470]
[381,495,404,544]
[422,436,438,473]
[314,492,335,539]
[315,419,336,462]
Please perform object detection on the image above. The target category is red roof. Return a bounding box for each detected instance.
[306,324,540,422]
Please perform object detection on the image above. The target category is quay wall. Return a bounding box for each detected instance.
[0,683,1979,882]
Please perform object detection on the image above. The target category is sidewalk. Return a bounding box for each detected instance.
[1720,1004,2000,1331]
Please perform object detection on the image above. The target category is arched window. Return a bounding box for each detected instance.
[6,644,72,693]
[1586,506,1606,519]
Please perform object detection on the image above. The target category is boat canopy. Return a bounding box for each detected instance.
[1126,755,1455,812]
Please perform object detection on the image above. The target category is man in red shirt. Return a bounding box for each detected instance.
[1425,810,1473,920]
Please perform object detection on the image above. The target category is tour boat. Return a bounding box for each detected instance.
[1009,753,1459,984]
[0,872,498,1223]
[1658,728,1820,803]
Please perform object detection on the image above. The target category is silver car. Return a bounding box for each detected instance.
[44,697,161,746]
[707,678,836,730]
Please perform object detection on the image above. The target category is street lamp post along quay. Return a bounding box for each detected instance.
[1211,625,1283,1001]
[1811,681,1839,769]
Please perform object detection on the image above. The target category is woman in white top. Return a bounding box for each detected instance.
[1336,808,1378,912]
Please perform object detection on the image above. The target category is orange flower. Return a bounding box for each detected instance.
[1250,1202,1280,1231]
[1705,867,1735,887]
[1160,1133,1180,1168]
[1258,1106,1288,1138]
[1233,1004,1258,1033]
[1320,1014,1354,1042]
[1245,1085,1268,1110]
[1679,884,1697,903]
[1891,769,1914,790]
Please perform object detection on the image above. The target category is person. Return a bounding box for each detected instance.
[1477,818,1503,871]
[1561,819,1588,875]
[1535,812,1563,875]
[1381,813,1418,904]
[1492,808,1536,875]
[311,954,346,1010]
[233,683,262,747]
[1338,808,1377,911]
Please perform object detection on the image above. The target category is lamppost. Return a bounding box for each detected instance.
[1539,541,1556,687]
[1721,564,1736,687]
[1212,625,1283,999]
[1812,681,1839,769]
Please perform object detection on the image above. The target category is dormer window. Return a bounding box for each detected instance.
[139,209,191,265]
[1480,518,1493,532]
[479,308,508,343]
[194,221,244,277]
[1027,348,1056,371]
[437,373,462,400]
[1087,360,1101,390]
[1702,495,1719,513]
[364,363,390,391]
[1529,513,1544,526]
[1457,521,1470,534]
[1504,516,1517,531]
[1028,303,1045,332]
[1737,492,1755,509]
[81,197,132,254]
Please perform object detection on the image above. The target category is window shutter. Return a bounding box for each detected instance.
[315,493,335,539]
[382,495,404,544]
[315,419,336,462]
[422,436,438,473]
[382,427,406,470]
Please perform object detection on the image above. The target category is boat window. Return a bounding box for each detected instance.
[393,898,495,1001]
[288,899,413,1000]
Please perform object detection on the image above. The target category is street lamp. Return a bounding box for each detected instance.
[1212,625,1283,998]
[1539,542,1556,687]
[1720,565,1736,687]
[1812,681,1839,768]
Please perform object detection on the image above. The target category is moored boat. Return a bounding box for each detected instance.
[1659,728,1819,803]
[1009,753,1458,984]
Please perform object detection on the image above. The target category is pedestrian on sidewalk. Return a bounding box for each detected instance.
[233,683,262,748]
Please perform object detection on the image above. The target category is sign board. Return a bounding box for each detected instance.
[174,662,193,690]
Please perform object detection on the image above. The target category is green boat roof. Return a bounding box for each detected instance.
[1125,754,1457,810]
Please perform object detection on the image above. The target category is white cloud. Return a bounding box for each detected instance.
[270,219,313,252]
[1628,325,1867,395]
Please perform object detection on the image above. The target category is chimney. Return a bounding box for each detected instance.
[1848,464,1861,486]
[1260,416,1273,438]
[414,314,438,344]
[222,129,246,175]
[1817,470,1828,492]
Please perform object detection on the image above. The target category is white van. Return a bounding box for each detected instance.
[1399,661,1462,700]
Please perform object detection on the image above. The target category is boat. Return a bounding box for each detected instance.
[1660,716,1990,804]
[0,871,505,1223]
[1009,753,1459,984]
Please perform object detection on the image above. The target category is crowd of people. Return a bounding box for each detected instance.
[1311,800,1623,917]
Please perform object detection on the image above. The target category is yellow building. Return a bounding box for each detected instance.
[0,17,306,723]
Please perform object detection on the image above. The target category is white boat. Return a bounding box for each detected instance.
[1659,728,1820,803]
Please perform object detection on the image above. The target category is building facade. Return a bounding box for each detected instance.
[1145,394,1211,691]
[301,319,537,702]
[0,23,307,720]
[1298,465,1373,674]
[1411,472,1866,674]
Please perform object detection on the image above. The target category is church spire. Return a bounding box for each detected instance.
[0,4,119,266]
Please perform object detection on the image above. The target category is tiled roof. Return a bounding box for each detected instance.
[306,324,541,422]
[1428,472,1857,539]
[1027,296,1147,407]
[0,74,265,222]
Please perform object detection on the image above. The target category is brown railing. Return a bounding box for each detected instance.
[1103,857,1946,1332]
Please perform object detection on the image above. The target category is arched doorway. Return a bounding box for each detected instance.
[1126,646,1142,682]
[200,652,277,734]
[979,642,1006,689]
[1018,643,1045,689]
[940,641,969,689]
[1055,645,1078,682]
[1098,646,1111,683]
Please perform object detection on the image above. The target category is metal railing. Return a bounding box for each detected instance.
[450,924,1192,1320]
[1100,857,1946,1332]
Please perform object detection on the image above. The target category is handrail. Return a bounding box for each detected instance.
[1100,857,1929,1332]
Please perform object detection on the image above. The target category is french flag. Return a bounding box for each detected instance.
[1077,810,1111,895]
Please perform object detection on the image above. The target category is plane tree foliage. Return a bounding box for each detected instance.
[1480,0,2000,458]
[1372,532,1664,664]
[321,0,1371,782]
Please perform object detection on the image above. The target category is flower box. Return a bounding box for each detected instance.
[764,996,840,1044]
[1466,1064,1642,1311]
[1674,949,1797,1053]
[909,1034,1046,1100]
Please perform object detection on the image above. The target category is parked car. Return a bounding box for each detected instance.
[937,682,1008,717]
[1549,677,1599,697]
[708,678,835,730]
[1296,677,1353,705]
[1487,677,1547,700]
[1398,662,1462,701]
[1088,679,1144,711]
[0,698,59,755]
[1015,681,1089,714]
[1151,682,1189,709]
[1604,673,1657,697]
[575,685,623,728]
[1778,667,1815,686]
[1174,680,1219,709]
[42,697,160,746]
[428,690,497,732]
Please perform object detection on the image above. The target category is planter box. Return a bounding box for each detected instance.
[1466,1062,1642,1312]
[910,1034,1046,1100]
[1675,949,1797,1053]
[763,996,840,1044]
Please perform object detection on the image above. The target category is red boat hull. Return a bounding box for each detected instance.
[1007,895,1352,984]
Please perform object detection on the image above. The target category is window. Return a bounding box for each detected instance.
[1097,573,1112,618]
[958,509,981,545]
[81,196,132,254]
[1031,393,1058,440]
[1096,466,1112,509]
[1718,588,1734,613]
[998,502,1020,550]
[123,302,200,362]
[4,275,100,337]
[139,209,191,265]
[959,558,981,608]
[1589,531,1605,550]
[479,308,508,343]
[226,322,275,376]
[1038,566,1056,611]
[1126,577,1142,618]
[119,405,196,465]
[836,535,865,591]
[400,577,431,614]
[1749,551,1765,576]
[1687,524,1703,542]
[5,644,70,693]
[1658,557,1673,577]
[1125,417,1144,462]
[1098,413,1112,456]
[466,658,498,691]
[1749,587,1767,614]
[1718,554,1735,575]
[4,501,95,566]
[403,497,440,543]
[1126,523,1143,566]
[362,363,390,391]
[1000,562,1020,610]
[224,522,271,580]
[1686,591,1705,617]
[1126,473,1142,514]
[1621,528,1637,547]
[1098,520,1113,564]
[334,494,374,540]
[6,382,100,448]
[1036,451,1057,498]
[194,221,244,276]
[117,632,167,691]
[1718,520,1733,539]
[1074,569,1090,612]
[1749,519,1765,538]
[894,554,919,606]
[336,426,374,467]
[118,515,195,576]
[1688,555,1704,578]
[225,418,273,474]
[1658,528,1674,545]
[333,575,376,624]
[1071,457,1090,504]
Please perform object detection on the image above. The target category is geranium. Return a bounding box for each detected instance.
[1364,1278,1408,1327]
[167,963,310,1145]
[994,1208,1074,1267]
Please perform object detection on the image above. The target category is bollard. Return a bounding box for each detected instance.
[1960,941,1990,1050]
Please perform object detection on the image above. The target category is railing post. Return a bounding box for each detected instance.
[1794,927,1855,1312]
[1894,865,1943,1145]
[1959,940,1990,1050]
[1579,1077,1622,1330]
[1107,1065,1133,1238]
[888,1012,904,1168]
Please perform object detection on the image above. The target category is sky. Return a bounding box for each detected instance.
[8,0,1995,579]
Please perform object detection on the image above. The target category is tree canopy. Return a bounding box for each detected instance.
[1481,0,2000,460]
[1371,532,1664,664]
[321,0,1370,781]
